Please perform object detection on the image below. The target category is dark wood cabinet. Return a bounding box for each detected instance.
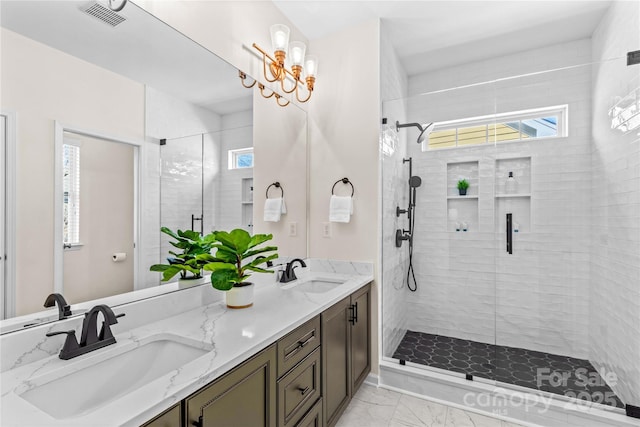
[141,283,370,427]
[141,403,181,427]
[321,296,352,427]
[321,283,371,427]
[350,284,371,392]
[185,344,277,427]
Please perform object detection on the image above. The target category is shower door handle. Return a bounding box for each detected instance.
[506,213,513,254]
[191,214,203,235]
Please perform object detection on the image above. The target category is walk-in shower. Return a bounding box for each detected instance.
[380,22,640,423]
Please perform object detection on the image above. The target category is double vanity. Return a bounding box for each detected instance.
[0,260,373,427]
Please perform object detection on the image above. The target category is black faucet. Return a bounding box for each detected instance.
[46,304,124,360]
[43,293,72,320]
[280,258,307,283]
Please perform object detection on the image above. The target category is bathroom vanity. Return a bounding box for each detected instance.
[0,261,373,427]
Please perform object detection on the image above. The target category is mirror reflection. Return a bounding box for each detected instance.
[0,0,307,331]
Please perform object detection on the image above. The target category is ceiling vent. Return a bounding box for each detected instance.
[80,2,126,27]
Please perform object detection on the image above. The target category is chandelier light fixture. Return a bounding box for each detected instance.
[239,24,318,106]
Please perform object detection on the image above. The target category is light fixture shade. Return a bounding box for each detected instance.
[304,55,318,78]
[289,41,306,67]
[270,24,290,53]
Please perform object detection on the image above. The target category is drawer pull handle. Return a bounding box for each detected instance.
[297,386,310,395]
[297,335,314,348]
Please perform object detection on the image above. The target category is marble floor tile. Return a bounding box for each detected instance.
[444,407,503,427]
[335,384,530,427]
[390,393,448,426]
[335,385,401,427]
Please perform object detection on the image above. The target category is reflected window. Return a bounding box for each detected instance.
[228,147,254,169]
[63,143,80,245]
[424,105,566,151]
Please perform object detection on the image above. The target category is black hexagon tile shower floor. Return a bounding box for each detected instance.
[392,330,624,408]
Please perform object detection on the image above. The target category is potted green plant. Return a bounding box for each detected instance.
[150,227,216,287]
[457,179,469,196]
[198,229,278,309]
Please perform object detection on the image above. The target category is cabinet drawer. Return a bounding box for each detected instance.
[277,316,320,377]
[278,347,321,427]
[294,398,323,427]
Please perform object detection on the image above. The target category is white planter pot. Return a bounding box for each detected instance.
[225,282,254,309]
[178,275,208,289]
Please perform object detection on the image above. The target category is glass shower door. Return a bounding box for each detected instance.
[490,60,633,411]
[160,133,206,264]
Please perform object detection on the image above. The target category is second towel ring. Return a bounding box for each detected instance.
[266,182,284,198]
[331,177,354,197]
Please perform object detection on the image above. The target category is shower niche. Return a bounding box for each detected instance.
[446,160,479,232]
[494,156,531,233]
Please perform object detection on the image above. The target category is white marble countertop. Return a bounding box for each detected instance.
[0,263,373,426]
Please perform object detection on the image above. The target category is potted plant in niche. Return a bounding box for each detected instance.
[199,229,278,309]
[150,227,216,287]
[457,179,469,196]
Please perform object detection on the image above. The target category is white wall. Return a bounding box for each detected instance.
[590,0,640,407]
[252,91,308,256]
[0,28,145,315]
[393,40,593,358]
[380,23,411,358]
[307,19,381,369]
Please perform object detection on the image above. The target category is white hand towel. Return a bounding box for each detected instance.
[329,195,353,223]
[264,197,286,222]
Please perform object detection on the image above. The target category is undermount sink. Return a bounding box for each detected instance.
[18,334,211,419]
[289,277,346,294]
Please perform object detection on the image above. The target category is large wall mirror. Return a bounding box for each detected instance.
[0,0,308,332]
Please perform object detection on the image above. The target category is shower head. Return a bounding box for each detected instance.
[396,121,435,144]
[409,176,422,188]
[417,123,435,144]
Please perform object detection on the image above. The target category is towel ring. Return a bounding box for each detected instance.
[266,182,284,199]
[331,177,354,197]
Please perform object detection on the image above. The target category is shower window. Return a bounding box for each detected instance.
[423,105,567,150]
[228,147,254,169]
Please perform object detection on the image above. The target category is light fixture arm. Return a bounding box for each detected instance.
[258,83,275,99]
[238,71,256,88]
[275,94,290,107]
[253,43,283,83]
[295,78,313,103]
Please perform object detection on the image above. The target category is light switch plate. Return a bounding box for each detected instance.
[288,222,297,237]
[322,222,331,238]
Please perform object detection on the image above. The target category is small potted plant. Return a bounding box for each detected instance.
[457,179,469,196]
[150,227,216,287]
[198,229,278,309]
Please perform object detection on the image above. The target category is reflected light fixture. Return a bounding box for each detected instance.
[239,24,318,106]
[608,87,640,133]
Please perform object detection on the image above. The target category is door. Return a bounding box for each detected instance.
[350,284,370,392]
[321,296,351,427]
[185,345,276,427]
[160,133,207,260]
[0,114,5,319]
[61,132,136,303]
